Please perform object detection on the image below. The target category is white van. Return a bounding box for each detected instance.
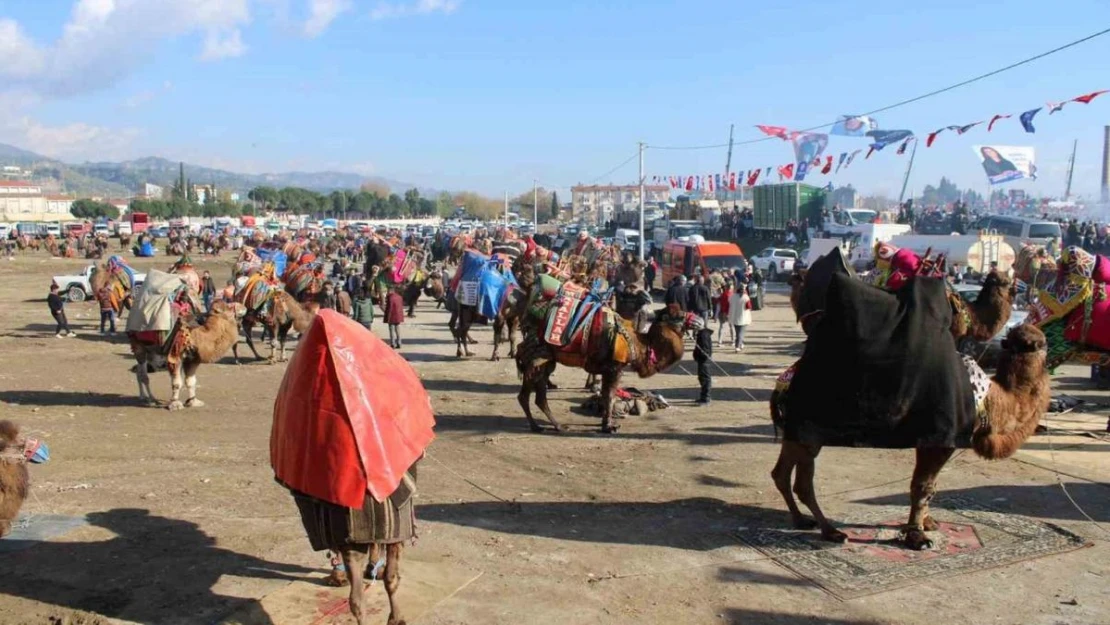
[970,215,1062,254]
[0,223,11,239]
[614,228,641,253]
[45,223,62,237]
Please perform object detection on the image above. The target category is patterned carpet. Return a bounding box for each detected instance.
[736,495,1091,599]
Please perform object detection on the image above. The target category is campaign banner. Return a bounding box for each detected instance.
[830,115,878,137]
[973,145,1036,185]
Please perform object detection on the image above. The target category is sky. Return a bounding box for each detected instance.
[1,0,1110,200]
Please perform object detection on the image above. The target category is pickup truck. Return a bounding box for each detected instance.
[52,265,147,303]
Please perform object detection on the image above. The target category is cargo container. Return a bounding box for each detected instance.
[752,183,826,232]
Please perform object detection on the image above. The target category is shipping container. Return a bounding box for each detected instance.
[752,183,826,232]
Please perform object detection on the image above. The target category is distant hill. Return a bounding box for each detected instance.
[0,143,436,198]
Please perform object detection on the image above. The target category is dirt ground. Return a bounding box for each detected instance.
[0,251,1108,625]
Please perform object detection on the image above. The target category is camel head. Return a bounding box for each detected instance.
[980,268,1018,304]
[973,323,1050,461]
[634,310,697,377]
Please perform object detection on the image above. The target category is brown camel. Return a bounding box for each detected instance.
[771,324,1049,550]
[0,420,30,538]
[516,308,693,433]
[129,302,240,410]
[491,261,535,361]
[233,290,317,364]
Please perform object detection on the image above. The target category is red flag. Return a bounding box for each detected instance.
[777,163,794,180]
[707,174,715,192]
[812,157,821,168]
[669,176,678,189]
[685,176,694,192]
[865,146,875,159]
[926,129,943,147]
[756,125,790,140]
[746,169,760,186]
[1071,90,1109,105]
[728,172,737,191]
[987,114,1011,132]
[820,156,833,174]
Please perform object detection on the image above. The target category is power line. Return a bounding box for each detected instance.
[648,25,1110,151]
[537,149,641,191]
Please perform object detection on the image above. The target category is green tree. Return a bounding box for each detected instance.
[403,188,421,214]
[330,190,348,218]
[186,178,197,203]
[417,198,437,216]
[436,191,454,217]
[386,193,405,218]
[550,191,560,221]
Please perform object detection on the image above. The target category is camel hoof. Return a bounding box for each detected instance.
[922,516,939,532]
[601,425,620,435]
[820,527,848,543]
[903,528,933,551]
[529,424,544,434]
[324,569,349,587]
[387,618,407,625]
[185,398,205,408]
[167,400,185,412]
[145,400,160,408]
[792,516,819,530]
[491,355,500,362]
[467,338,479,345]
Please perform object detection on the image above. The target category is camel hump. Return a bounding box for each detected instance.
[0,420,19,446]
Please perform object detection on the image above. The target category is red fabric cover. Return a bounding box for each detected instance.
[1093,254,1110,284]
[1064,292,1110,351]
[886,248,922,291]
[271,310,435,508]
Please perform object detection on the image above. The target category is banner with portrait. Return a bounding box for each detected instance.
[972,145,1036,185]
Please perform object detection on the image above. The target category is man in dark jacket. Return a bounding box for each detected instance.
[48,284,75,338]
[687,275,711,322]
[664,276,688,314]
[694,321,713,405]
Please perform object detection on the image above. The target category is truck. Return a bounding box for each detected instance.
[123,211,151,233]
[752,183,826,233]
[52,265,147,303]
[651,218,704,257]
[16,222,49,237]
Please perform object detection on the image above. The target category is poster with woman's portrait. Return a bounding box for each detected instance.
[973,145,1035,185]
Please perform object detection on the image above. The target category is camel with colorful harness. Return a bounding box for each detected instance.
[232,264,318,364]
[90,255,140,316]
[515,272,698,434]
[1025,246,1110,375]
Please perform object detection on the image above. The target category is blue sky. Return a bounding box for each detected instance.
[2,0,1110,199]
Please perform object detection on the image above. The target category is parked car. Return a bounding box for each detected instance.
[52,265,147,303]
[750,247,799,281]
[952,282,1028,369]
[969,214,1062,254]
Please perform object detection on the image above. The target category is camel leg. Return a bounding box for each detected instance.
[507,318,518,359]
[136,354,157,406]
[518,377,544,433]
[384,543,405,625]
[599,370,620,434]
[242,321,264,362]
[904,447,955,550]
[491,316,503,361]
[788,442,845,542]
[534,362,563,433]
[770,441,819,530]
[340,547,371,625]
[166,362,185,411]
[183,360,204,408]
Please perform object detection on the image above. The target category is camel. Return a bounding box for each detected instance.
[771,323,1049,550]
[516,300,694,434]
[423,267,446,309]
[0,421,30,538]
[1014,243,1057,304]
[129,302,240,410]
[491,260,535,361]
[90,256,139,316]
[234,289,318,364]
[119,232,132,250]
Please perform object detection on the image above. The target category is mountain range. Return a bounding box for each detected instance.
[0,143,433,198]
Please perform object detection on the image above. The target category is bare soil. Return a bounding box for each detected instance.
[0,251,1108,625]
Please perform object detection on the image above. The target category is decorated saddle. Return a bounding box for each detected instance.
[1027,246,1110,368]
[528,273,636,368]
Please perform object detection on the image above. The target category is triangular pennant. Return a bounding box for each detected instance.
[1071,90,1109,105]
[835,152,847,173]
[865,146,876,159]
[987,114,1011,132]
[955,121,982,135]
[1019,108,1041,133]
[1047,101,1066,114]
[820,155,833,175]
[926,128,944,147]
[896,137,913,155]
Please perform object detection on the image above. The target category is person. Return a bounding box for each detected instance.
[687,275,711,322]
[48,284,75,338]
[384,287,405,349]
[694,321,713,405]
[221,279,236,304]
[352,285,375,332]
[707,269,724,320]
[664,275,688,314]
[980,146,1018,179]
[200,270,216,312]
[644,257,657,292]
[95,283,116,334]
[728,282,752,352]
[717,280,734,347]
[334,284,352,317]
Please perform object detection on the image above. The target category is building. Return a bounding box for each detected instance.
[0,181,52,222]
[191,184,216,205]
[0,165,33,181]
[570,184,670,226]
[45,195,74,216]
[142,182,165,199]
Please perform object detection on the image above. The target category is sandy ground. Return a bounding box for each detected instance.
[0,251,1108,625]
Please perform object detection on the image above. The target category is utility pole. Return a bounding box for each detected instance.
[1065,138,1077,200]
[724,124,734,202]
[898,139,918,204]
[533,179,538,228]
[504,190,509,224]
[638,141,646,262]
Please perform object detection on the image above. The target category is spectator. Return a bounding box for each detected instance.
[200,270,216,312]
[728,283,752,352]
[707,269,725,320]
[96,283,117,335]
[222,279,236,304]
[664,276,688,314]
[352,285,375,331]
[694,321,714,406]
[48,284,76,338]
[334,284,352,317]
[384,287,405,349]
[717,280,734,346]
[687,275,711,322]
[645,257,657,292]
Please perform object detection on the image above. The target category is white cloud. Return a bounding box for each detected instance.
[200,29,247,60]
[122,80,174,109]
[1,116,143,162]
[304,0,351,37]
[369,0,460,21]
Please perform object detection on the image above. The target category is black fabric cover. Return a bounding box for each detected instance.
[784,273,975,449]
[796,247,854,320]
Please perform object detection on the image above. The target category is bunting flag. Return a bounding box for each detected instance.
[845,149,862,168]
[1071,89,1109,105]
[756,125,791,139]
[707,174,715,193]
[896,137,913,155]
[764,167,772,178]
[987,114,1011,132]
[830,115,878,137]
[747,169,761,186]
[820,155,833,174]
[866,129,913,150]
[670,176,679,189]
[777,163,794,180]
[926,128,944,147]
[715,173,722,190]
[1019,108,1041,133]
[865,146,876,159]
[795,161,809,182]
[1047,101,1066,114]
[728,172,737,191]
[955,121,982,135]
[685,176,694,192]
[835,152,848,173]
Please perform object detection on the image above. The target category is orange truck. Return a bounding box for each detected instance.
[661,238,746,286]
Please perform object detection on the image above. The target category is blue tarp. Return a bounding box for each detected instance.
[458,250,488,283]
[258,249,288,277]
[479,264,517,319]
[137,241,155,257]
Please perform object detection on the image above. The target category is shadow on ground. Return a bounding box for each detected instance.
[855,482,1110,523]
[0,390,148,408]
[0,508,312,624]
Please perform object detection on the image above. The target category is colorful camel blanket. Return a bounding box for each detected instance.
[785,274,977,448]
[1028,246,1110,356]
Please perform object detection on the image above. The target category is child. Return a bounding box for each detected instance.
[694,321,713,405]
[48,284,76,338]
[384,287,405,349]
[352,285,375,332]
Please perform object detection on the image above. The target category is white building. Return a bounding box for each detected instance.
[571,184,670,226]
[142,182,165,199]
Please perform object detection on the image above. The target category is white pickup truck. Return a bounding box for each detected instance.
[52,265,146,303]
